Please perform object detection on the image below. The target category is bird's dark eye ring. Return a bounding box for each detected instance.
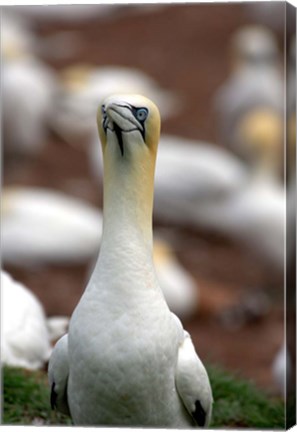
[135,108,148,122]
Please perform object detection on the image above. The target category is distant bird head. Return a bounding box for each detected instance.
[3,40,25,61]
[97,94,161,161]
[236,108,283,175]
[60,64,92,92]
[231,25,279,71]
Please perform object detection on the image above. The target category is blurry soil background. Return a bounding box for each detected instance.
[2,2,287,395]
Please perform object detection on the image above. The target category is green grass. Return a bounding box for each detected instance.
[1,365,285,428]
[207,365,285,429]
[1,366,71,425]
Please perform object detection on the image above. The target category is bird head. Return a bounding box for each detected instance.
[60,64,92,92]
[230,25,279,71]
[97,94,160,161]
[236,108,283,177]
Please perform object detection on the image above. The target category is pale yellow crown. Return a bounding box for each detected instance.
[60,64,92,91]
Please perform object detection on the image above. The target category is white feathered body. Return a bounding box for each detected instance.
[1,187,102,265]
[3,56,57,156]
[68,236,201,426]
[1,271,52,370]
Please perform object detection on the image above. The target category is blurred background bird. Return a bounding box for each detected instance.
[2,11,58,160]
[213,25,284,175]
[1,270,68,370]
[1,186,103,266]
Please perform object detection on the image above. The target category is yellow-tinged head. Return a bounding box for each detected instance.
[97,93,161,160]
[230,25,279,72]
[60,64,92,92]
[236,108,283,176]
[3,40,24,61]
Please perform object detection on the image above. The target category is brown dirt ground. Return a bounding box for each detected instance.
[3,3,287,394]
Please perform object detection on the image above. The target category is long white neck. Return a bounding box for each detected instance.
[94,140,157,278]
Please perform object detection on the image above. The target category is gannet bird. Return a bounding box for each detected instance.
[2,10,37,58]
[214,25,284,159]
[1,187,103,266]
[155,132,283,268]
[49,64,181,145]
[48,94,213,427]
[229,25,281,72]
[2,19,58,158]
[1,270,52,370]
[198,112,284,269]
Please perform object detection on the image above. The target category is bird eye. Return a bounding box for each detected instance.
[101,105,106,116]
[135,108,148,122]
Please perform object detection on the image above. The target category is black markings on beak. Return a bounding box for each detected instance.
[114,123,124,156]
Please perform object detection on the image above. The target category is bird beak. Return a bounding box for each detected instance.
[105,103,144,156]
[113,122,124,156]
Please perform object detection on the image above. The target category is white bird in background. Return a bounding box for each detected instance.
[49,64,181,145]
[1,10,37,58]
[2,13,58,158]
[48,94,213,427]
[214,25,284,160]
[198,113,285,269]
[1,187,103,266]
[153,238,199,319]
[229,25,281,72]
[1,270,52,370]
[154,133,284,271]
[153,135,249,227]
